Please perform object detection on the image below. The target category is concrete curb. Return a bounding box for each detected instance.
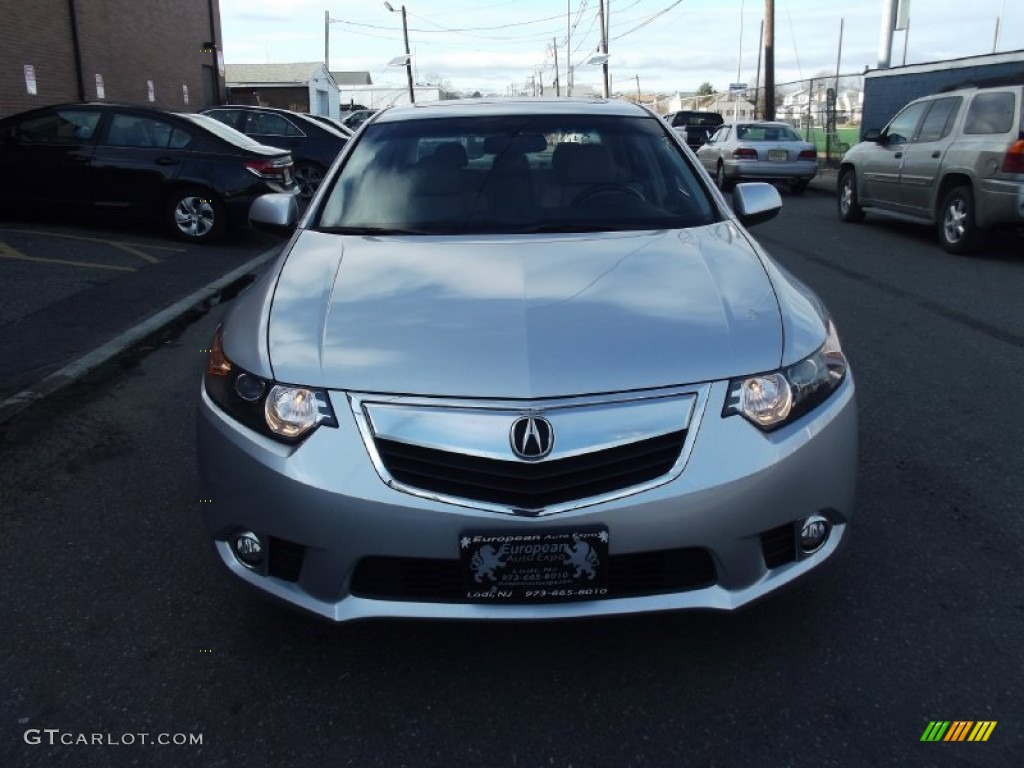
[0,245,281,428]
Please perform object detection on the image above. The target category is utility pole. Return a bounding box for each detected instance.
[325,10,329,70]
[553,38,560,97]
[993,0,1005,52]
[764,0,775,120]
[598,0,609,98]
[635,74,641,104]
[754,19,763,119]
[566,0,572,96]
[400,6,414,103]
[877,0,898,69]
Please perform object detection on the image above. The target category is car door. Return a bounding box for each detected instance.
[896,96,962,216]
[89,112,188,212]
[0,106,101,206]
[697,126,728,172]
[860,100,930,206]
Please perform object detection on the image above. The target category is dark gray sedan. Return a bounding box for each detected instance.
[697,120,819,194]
[197,99,857,622]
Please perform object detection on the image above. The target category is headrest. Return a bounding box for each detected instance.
[554,143,616,184]
[430,142,468,168]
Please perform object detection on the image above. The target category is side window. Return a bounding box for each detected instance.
[105,115,192,148]
[204,109,240,128]
[15,109,101,144]
[916,97,962,143]
[245,112,303,136]
[884,101,929,144]
[963,92,1015,134]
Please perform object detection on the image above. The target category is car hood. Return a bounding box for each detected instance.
[266,225,783,398]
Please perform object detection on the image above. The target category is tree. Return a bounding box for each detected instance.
[697,82,716,96]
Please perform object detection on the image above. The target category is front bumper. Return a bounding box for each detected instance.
[197,377,857,622]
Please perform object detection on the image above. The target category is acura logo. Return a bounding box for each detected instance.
[510,416,554,460]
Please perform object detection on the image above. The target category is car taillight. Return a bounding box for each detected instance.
[733,148,758,159]
[245,156,292,181]
[1002,140,1024,173]
[798,149,818,160]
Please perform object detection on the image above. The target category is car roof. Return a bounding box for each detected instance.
[374,97,650,123]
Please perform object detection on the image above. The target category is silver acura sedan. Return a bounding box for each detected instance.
[197,98,857,622]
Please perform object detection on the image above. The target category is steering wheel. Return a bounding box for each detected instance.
[570,183,646,206]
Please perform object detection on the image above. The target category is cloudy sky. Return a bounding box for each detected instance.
[219,0,1022,95]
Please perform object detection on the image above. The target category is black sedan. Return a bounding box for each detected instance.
[200,106,349,199]
[0,103,297,242]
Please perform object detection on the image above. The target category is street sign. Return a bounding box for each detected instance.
[728,83,748,92]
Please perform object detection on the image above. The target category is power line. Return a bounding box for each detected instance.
[611,0,686,42]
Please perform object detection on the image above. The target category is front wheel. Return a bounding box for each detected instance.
[166,188,225,243]
[937,185,986,255]
[837,169,864,223]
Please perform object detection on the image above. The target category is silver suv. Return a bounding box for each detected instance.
[838,83,1024,254]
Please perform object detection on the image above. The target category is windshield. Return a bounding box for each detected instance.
[316,114,716,235]
[735,124,803,142]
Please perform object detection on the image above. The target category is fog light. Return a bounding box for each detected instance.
[232,531,264,568]
[799,516,830,555]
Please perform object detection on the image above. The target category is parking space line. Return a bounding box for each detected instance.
[0,240,136,272]
[0,228,185,264]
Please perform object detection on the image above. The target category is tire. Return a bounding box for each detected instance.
[937,185,987,255]
[790,179,809,196]
[293,161,325,200]
[837,169,864,223]
[716,162,733,192]
[166,188,225,243]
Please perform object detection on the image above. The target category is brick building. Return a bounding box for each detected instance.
[0,0,226,119]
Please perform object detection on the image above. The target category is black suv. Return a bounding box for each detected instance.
[663,111,725,151]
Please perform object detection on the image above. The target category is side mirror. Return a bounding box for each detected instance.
[248,192,298,237]
[862,128,882,142]
[732,182,782,227]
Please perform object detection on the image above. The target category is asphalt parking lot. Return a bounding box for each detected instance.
[0,210,283,421]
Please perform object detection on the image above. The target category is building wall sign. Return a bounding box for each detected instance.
[24,65,37,95]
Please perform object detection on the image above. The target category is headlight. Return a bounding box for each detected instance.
[203,326,337,443]
[724,320,848,431]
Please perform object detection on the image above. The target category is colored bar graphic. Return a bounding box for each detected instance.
[968,722,997,742]
[921,721,950,741]
[944,721,973,741]
[921,720,997,742]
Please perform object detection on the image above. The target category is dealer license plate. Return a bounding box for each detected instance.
[768,149,788,161]
[460,528,609,602]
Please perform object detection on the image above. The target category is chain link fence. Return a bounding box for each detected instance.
[748,72,866,165]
